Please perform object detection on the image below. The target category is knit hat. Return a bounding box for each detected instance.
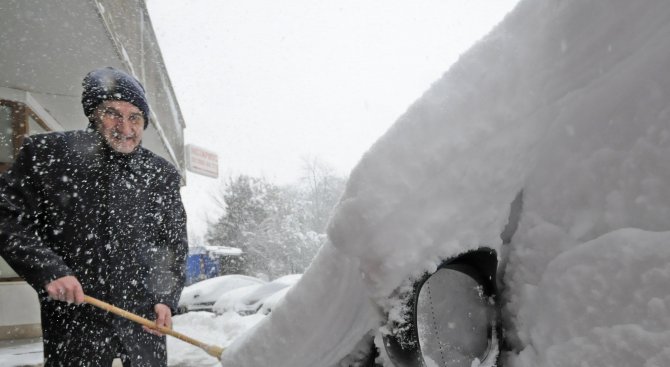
[82,67,150,129]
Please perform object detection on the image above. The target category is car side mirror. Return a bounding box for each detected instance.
[383,248,500,367]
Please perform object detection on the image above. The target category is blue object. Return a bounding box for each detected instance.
[185,249,221,285]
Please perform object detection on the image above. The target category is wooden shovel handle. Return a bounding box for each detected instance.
[83,295,224,359]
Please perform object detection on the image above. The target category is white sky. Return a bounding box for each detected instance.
[145,0,520,237]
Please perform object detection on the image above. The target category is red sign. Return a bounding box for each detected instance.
[185,144,219,178]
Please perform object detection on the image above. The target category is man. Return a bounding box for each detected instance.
[0,67,188,366]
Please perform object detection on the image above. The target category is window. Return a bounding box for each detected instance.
[0,99,53,281]
[0,104,13,163]
[0,99,52,173]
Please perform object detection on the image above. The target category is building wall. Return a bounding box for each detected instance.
[94,0,187,172]
[0,282,41,340]
[0,0,187,340]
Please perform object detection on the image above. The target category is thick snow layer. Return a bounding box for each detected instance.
[506,229,670,366]
[219,0,670,366]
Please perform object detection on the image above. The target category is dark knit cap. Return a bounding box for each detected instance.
[82,67,150,129]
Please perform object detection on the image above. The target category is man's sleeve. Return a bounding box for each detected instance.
[0,136,73,291]
[152,169,188,313]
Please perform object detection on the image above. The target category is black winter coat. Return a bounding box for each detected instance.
[0,130,188,366]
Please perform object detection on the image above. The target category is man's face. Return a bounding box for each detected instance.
[95,100,145,154]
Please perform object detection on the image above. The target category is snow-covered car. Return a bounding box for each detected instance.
[212,274,301,315]
[256,286,291,315]
[177,275,266,313]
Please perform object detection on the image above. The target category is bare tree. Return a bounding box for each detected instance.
[300,156,346,232]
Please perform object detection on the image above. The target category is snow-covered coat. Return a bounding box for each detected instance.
[0,130,188,366]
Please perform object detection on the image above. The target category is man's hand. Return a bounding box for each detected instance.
[44,275,85,305]
[143,303,172,336]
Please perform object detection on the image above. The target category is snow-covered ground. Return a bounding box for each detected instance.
[0,313,262,367]
[4,0,670,366]
[167,312,264,366]
[0,338,43,367]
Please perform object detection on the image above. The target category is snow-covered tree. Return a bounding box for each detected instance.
[206,166,345,277]
[205,176,316,277]
[206,176,279,272]
[243,190,323,278]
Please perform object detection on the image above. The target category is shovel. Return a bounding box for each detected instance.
[84,295,224,359]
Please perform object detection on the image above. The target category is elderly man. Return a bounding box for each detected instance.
[0,67,188,366]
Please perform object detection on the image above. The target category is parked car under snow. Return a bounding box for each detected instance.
[177,274,266,314]
[212,274,302,315]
